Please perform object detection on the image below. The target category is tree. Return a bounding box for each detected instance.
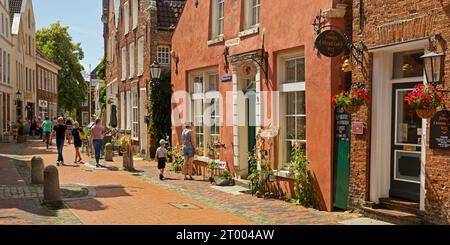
[96,57,106,80]
[36,23,88,113]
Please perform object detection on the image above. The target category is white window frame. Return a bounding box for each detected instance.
[157,46,170,66]
[126,90,131,130]
[189,69,220,157]
[121,47,127,81]
[132,0,138,30]
[243,0,260,30]
[124,1,130,35]
[129,42,135,78]
[210,0,224,39]
[277,51,307,170]
[131,88,139,140]
[137,37,144,76]
[120,92,125,130]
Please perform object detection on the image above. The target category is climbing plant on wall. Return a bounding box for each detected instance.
[149,71,172,156]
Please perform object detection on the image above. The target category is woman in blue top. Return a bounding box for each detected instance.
[182,122,196,180]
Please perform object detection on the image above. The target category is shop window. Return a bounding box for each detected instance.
[283,57,305,84]
[393,50,424,79]
[120,92,125,129]
[190,70,220,157]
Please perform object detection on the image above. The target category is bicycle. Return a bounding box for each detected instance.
[44,132,51,149]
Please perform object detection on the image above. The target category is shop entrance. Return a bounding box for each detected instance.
[390,82,422,202]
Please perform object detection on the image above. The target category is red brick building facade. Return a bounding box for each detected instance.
[36,50,59,120]
[349,0,450,224]
[104,0,184,154]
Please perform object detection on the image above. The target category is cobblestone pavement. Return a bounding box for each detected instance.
[103,158,361,225]
[0,139,368,225]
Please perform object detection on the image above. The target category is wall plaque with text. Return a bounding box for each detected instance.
[430,110,450,150]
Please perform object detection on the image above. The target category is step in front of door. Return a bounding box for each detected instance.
[360,205,422,225]
[379,198,422,216]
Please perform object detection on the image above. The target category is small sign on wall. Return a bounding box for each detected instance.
[351,122,364,135]
[221,75,232,82]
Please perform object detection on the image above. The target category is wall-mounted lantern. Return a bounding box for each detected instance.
[421,51,445,86]
[150,60,162,81]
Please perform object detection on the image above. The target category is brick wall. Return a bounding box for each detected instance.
[351,0,450,224]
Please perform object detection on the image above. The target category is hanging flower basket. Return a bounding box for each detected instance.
[405,84,444,120]
[416,108,437,119]
[332,83,369,114]
[344,105,361,114]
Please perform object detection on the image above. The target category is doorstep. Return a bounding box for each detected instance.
[234,178,250,189]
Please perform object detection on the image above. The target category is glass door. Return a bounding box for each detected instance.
[390,82,422,202]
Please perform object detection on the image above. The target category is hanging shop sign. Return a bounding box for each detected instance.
[314,30,346,57]
[221,75,232,82]
[430,110,450,150]
[38,100,48,108]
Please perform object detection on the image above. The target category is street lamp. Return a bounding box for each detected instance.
[150,60,162,82]
[421,51,445,85]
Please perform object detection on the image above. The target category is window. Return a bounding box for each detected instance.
[137,37,144,76]
[129,43,135,78]
[278,53,307,169]
[120,92,125,130]
[126,91,131,130]
[1,13,4,35]
[243,0,260,30]
[121,47,127,80]
[132,0,138,30]
[0,49,2,83]
[190,70,220,156]
[124,1,130,35]
[2,51,5,83]
[157,46,170,66]
[393,50,424,79]
[211,0,224,38]
[7,54,10,84]
[131,89,138,139]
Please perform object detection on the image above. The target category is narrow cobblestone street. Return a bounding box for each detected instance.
[0,138,383,225]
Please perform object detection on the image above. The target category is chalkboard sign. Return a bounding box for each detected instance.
[335,106,350,141]
[430,110,450,150]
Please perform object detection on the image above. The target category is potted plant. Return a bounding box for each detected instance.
[404,84,445,119]
[207,145,219,159]
[196,143,204,156]
[332,83,369,114]
[213,170,232,186]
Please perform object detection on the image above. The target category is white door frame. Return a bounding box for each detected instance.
[370,39,428,210]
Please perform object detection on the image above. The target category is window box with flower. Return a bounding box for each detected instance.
[404,84,445,119]
[332,83,369,114]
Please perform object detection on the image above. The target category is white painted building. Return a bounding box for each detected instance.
[0,0,13,135]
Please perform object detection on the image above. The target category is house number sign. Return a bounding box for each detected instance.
[315,30,346,57]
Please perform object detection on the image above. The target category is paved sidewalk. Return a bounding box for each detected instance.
[0,139,380,225]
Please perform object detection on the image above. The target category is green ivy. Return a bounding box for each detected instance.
[247,150,260,194]
[149,72,172,156]
[289,144,312,207]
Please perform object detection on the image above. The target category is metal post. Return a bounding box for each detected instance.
[89,64,92,122]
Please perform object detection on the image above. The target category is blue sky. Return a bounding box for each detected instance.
[34,0,104,72]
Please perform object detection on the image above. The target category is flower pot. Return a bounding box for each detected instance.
[196,149,204,156]
[213,176,230,186]
[416,109,437,119]
[344,105,360,114]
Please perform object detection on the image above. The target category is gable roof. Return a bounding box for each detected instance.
[9,0,23,25]
[157,0,185,30]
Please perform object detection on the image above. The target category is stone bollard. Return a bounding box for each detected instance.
[105,143,113,161]
[31,156,44,184]
[43,165,63,208]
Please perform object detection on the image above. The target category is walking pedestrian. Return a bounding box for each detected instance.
[72,121,84,164]
[42,117,52,148]
[182,122,196,180]
[90,118,105,168]
[66,117,73,144]
[37,117,43,139]
[53,117,67,166]
[156,139,168,180]
[29,118,37,137]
